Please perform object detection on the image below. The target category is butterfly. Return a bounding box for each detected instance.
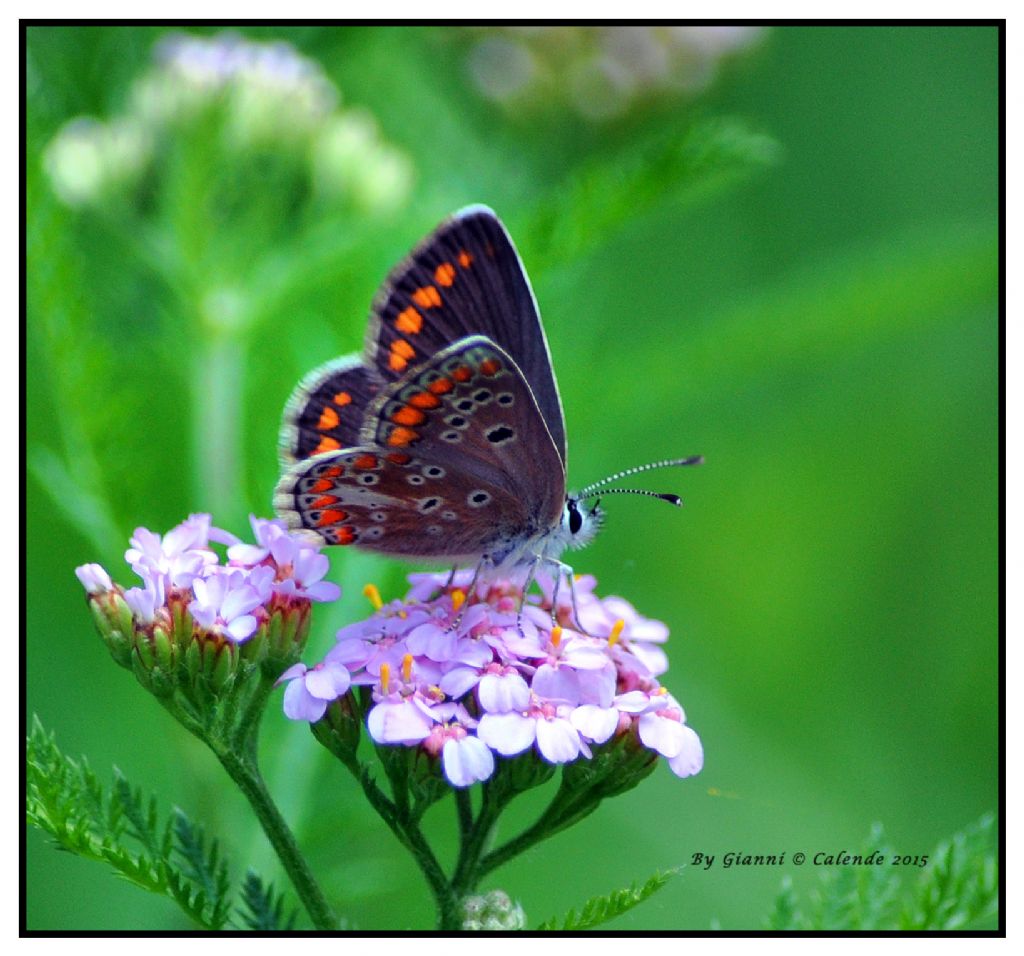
[274,205,701,604]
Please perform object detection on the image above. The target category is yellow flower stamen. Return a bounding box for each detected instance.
[380,662,391,695]
[550,625,563,648]
[398,610,408,619]
[402,653,413,683]
[450,588,466,613]
[362,582,383,611]
[608,619,625,646]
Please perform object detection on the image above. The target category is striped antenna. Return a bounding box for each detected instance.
[576,455,703,499]
[578,487,683,506]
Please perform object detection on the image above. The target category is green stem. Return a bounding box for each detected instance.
[451,785,504,896]
[455,789,474,845]
[351,766,459,929]
[477,787,603,881]
[217,747,338,930]
[192,327,245,522]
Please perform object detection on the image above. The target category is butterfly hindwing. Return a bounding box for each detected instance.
[278,357,382,466]
[365,205,568,464]
[274,445,537,562]
[360,336,564,526]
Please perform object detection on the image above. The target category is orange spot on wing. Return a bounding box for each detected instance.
[408,391,441,409]
[458,249,473,268]
[388,337,416,372]
[317,508,347,527]
[452,365,472,382]
[310,477,333,493]
[333,391,352,406]
[427,377,454,395]
[317,405,340,430]
[434,262,456,286]
[315,436,341,454]
[353,454,378,470]
[395,306,423,335]
[386,451,412,465]
[412,286,442,308]
[336,526,356,545]
[480,358,502,376]
[388,426,420,447]
[392,405,426,427]
[311,494,340,509]
[323,465,344,478]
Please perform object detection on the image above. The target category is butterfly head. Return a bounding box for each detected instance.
[561,495,604,551]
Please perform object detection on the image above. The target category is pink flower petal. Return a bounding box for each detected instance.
[283,679,328,721]
[367,700,432,744]
[535,717,581,763]
[478,672,530,713]
[638,712,686,758]
[442,736,495,787]
[477,712,536,756]
[570,705,619,744]
[667,726,704,777]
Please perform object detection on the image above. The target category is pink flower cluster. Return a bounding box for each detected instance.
[75,513,340,640]
[279,570,703,788]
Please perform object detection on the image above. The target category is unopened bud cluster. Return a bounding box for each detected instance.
[76,514,338,702]
[461,889,527,931]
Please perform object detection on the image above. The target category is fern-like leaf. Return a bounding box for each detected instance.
[763,815,999,931]
[26,716,239,930]
[901,813,998,930]
[537,868,679,931]
[237,870,299,931]
[519,118,779,275]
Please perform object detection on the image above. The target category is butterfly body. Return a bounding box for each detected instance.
[275,206,691,575]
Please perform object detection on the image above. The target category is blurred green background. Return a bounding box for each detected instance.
[25,25,999,930]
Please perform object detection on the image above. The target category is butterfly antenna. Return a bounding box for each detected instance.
[578,487,684,506]
[576,455,703,499]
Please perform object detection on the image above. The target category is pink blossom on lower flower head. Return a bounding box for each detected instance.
[124,575,166,624]
[227,515,291,566]
[420,702,495,787]
[125,513,228,589]
[273,547,340,603]
[266,535,341,603]
[280,568,701,788]
[667,725,704,778]
[365,655,445,744]
[442,733,495,787]
[477,695,591,764]
[189,569,265,643]
[277,659,352,721]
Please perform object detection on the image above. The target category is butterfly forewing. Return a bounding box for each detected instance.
[365,206,567,464]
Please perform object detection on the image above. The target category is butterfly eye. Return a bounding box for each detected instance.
[568,500,583,535]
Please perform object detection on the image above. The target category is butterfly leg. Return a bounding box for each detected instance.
[541,557,596,637]
[447,555,488,632]
[516,555,542,636]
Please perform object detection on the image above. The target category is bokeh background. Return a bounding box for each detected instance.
[25,25,999,930]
